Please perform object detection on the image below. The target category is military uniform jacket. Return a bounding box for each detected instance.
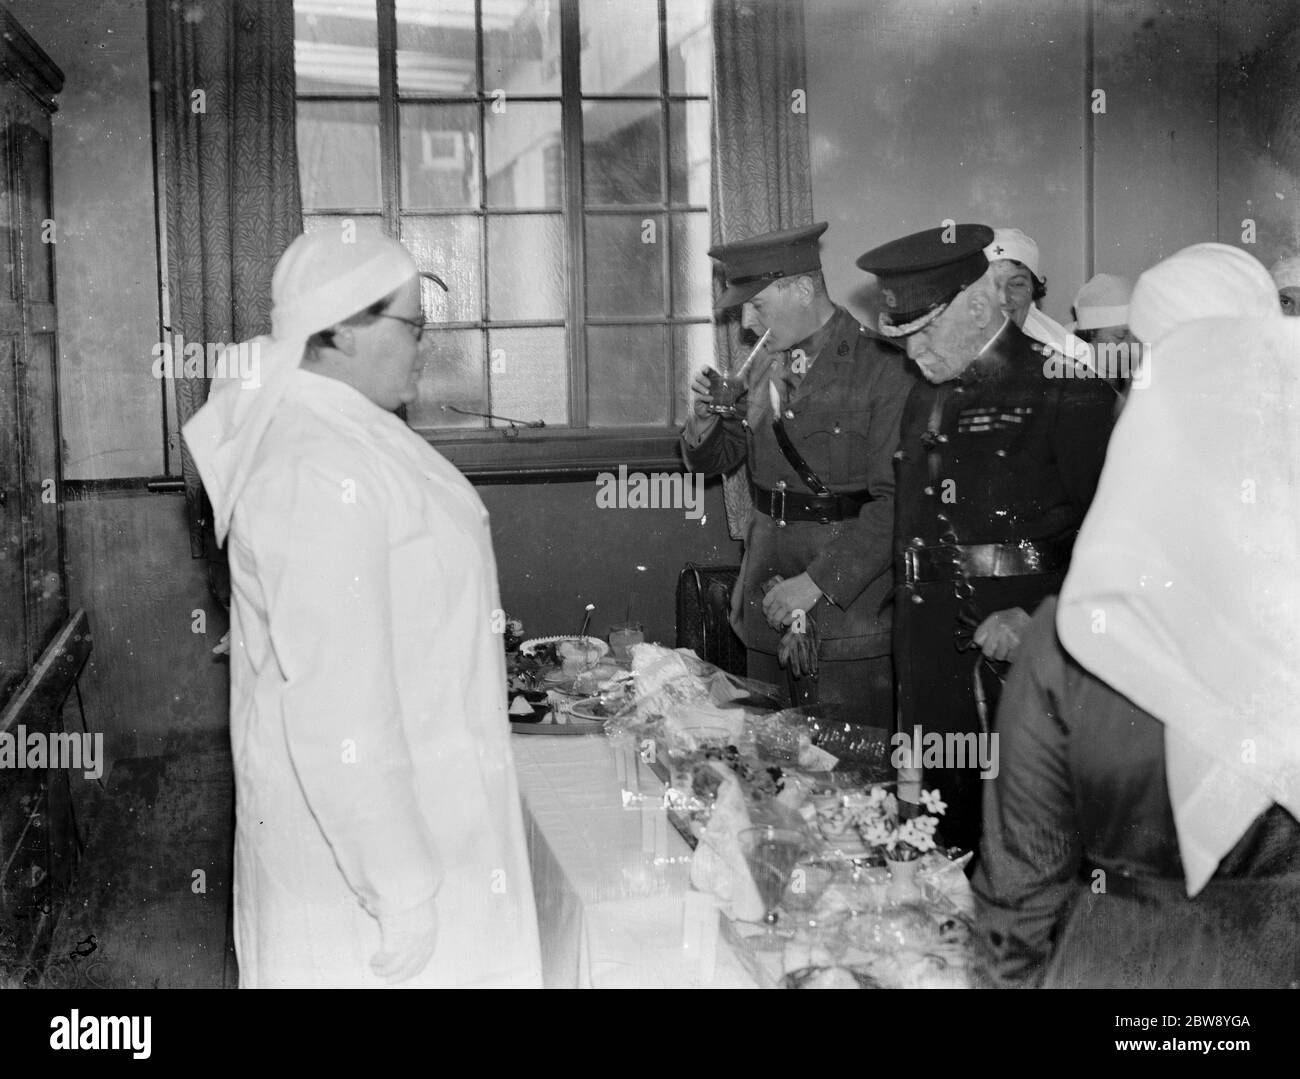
[892,318,1115,733]
[682,306,915,660]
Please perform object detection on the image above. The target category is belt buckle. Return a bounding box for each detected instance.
[771,482,787,527]
[1018,539,1041,573]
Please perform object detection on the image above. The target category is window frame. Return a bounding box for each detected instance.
[295,0,712,478]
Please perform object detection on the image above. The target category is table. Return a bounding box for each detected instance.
[512,732,763,989]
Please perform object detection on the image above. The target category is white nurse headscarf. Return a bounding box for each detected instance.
[1127,242,1279,345]
[183,229,419,544]
[1270,254,1300,291]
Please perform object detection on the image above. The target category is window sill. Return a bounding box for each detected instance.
[422,427,689,481]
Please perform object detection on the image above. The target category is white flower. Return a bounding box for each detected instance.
[868,786,890,807]
[919,789,947,816]
[912,814,939,836]
[897,820,936,853]
[862,820,892,847]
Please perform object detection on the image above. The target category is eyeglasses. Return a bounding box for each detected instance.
[375,312,428,342]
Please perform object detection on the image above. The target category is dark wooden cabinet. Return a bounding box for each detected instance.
[0,7,65,699]
[0,5,71,985]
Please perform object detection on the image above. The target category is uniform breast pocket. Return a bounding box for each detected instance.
[797,406,873,484]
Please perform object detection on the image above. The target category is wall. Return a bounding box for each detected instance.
[7,0,163,480]
[806,0,1300,325]
[481,477,737,647]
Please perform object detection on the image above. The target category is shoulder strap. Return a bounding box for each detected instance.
[771,414,833,497]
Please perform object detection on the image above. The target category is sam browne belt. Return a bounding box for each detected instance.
[751,481,872,525]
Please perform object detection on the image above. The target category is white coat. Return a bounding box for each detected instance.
[219,367,542,987]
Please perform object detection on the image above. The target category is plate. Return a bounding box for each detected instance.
[510,714,604,736]
[519,635,611,659]
[567,696,624,722]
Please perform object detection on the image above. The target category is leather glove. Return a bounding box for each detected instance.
[763,574,819,679]
[778,616,820,679]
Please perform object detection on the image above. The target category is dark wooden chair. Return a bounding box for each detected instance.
[675,563,747,677]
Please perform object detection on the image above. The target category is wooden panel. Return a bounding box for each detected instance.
[19,331,64,660]
[16,122,52,304]
[0,334,23,702]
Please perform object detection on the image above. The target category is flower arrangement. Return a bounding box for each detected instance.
[855,786,947,861]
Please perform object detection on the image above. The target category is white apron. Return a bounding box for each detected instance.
[223,368,542,987]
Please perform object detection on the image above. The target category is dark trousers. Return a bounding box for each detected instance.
[746,648,894,728]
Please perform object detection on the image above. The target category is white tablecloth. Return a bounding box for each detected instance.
[511,733,760,989]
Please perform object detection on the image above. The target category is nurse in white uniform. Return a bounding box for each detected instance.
[984,226,1094,371]
[184,230,543,988]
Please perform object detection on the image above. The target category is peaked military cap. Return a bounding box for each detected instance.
[709,222,829,312]
[856,224,994,336]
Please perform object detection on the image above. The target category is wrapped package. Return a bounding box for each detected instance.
[689,767,764,923]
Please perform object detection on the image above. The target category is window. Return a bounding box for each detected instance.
[294,0,712,474]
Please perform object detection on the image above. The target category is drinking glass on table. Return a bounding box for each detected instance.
[740,825,809,951]
[608,621,644,661]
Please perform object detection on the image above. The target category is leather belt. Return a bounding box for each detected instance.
[903,533,1075,584]
[751,481,872,526]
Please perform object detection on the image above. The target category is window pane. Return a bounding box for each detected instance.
[303,213,386,241]
[486,103,563,209]
[583,101,661,205]
[585,214,664,317]
[400,103,481,209]
[298,101,382,211]
[667,0,711,95]
[669,100,710,206]
[295,0,378,95]
[396,0,477,95]
[580,0,660,95]
[670,213,711,317]
[488,215,565,321]
[402,215,482,322]
[409,328,485,428]
[587,325,668,425]
[672,322,714,426]
[489,327,568,427]
[484,0,562,96]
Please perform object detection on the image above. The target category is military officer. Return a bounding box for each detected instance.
[856,224,1115,854]
[682,222,916,726]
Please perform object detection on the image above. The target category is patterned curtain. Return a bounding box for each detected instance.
[149,0,303,573]
[711,0,814,539]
